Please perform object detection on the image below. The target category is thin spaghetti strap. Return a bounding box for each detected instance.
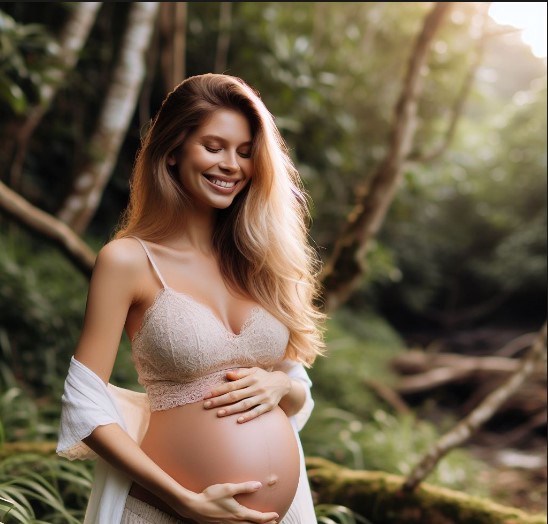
[128,236,168,289]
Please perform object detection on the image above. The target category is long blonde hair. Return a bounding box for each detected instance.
[115,73,325,364]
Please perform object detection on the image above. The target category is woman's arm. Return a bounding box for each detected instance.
[65,240,279,524]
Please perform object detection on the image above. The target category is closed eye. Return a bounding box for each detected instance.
[205,146,221,153]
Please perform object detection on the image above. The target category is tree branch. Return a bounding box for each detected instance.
[402,321,547,491]
[319,3,453,312]
[0,179,95,277]
[409,3,490,163]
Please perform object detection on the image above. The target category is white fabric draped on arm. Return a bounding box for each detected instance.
[57,356,150,460]
[57,356,150,523]
[273,359,314,431]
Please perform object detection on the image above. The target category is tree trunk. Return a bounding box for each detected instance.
[9,2,102,189]
[392,349,547,393]
[214,2,232,73]
[409,3,490,163]
[56,2,160,234]
[307,457,546,524]
[319,3,453,312]
[159,2,187,92]
[403,322,547,491]
[0,179,95,277]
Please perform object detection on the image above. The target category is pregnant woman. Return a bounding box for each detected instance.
[57,74,325,523]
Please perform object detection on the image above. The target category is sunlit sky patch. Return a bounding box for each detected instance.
[489,2,547,58]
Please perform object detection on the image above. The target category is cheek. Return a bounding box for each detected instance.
[243,162,254,180]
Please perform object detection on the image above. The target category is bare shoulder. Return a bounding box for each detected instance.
[95,237,147,275]
[89,238,152,300]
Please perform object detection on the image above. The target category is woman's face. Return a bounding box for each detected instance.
[169,109,254,212]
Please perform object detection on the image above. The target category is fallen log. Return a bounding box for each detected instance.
[402,323,547,491]
[0,441,57,458]
[306,456,547,524]
[391,350,546,394]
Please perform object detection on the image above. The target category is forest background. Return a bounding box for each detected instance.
[0,2,546,523]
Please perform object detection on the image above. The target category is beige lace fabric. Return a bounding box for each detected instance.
[130,237,290,411]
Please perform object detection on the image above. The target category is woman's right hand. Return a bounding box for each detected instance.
[177,481,279,524]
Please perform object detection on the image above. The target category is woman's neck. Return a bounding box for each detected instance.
[169,207,216,255]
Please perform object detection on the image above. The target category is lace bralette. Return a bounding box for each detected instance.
[129,238,290,411]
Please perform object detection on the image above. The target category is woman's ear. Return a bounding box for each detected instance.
[167,155,176,166]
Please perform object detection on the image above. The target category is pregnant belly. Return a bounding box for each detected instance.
[136,402,300,519]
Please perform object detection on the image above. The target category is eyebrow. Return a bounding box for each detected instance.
[200,134,252,146]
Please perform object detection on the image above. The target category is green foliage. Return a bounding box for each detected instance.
[378,76,547,318]
[316,504,373,524]
[0,232,87,396]
[304,310,489,497]
[0,9,60,114]
[304,403,489,497]
[0,228,139,402]
[0,382,59,443]
[0,454,91,523]
[309,307,404,419]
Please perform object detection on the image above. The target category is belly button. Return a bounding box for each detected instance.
[266,474,278,487]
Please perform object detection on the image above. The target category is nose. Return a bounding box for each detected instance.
[218,150,240,173]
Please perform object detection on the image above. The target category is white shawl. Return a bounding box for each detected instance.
[57,357,314,524]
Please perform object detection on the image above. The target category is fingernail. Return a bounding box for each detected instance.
[252,482,262,489]
[218,409,226,416]
[203,392,212,399]
[237,416,244,423]
[204,401,212,408]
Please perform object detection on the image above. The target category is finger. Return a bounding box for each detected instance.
[244,509,280,523]
[204,388,254,410]
[216,396,263,417]
[203,376,254,401]
[236,403,270,423]
[223,481,263,496]
[226,367,256,381]
[233,504,279,523]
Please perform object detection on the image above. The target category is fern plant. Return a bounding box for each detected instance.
[316,503,374,524]
[0,453,91,524]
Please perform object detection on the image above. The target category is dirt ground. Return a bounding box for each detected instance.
[470,437,547,516]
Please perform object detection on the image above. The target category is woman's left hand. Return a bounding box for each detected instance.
[203,368,291,423]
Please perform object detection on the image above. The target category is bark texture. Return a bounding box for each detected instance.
[56,2,160,233]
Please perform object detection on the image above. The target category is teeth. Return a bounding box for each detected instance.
[209,177,236,188]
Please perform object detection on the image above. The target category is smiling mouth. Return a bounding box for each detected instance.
[203,174,239,189]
